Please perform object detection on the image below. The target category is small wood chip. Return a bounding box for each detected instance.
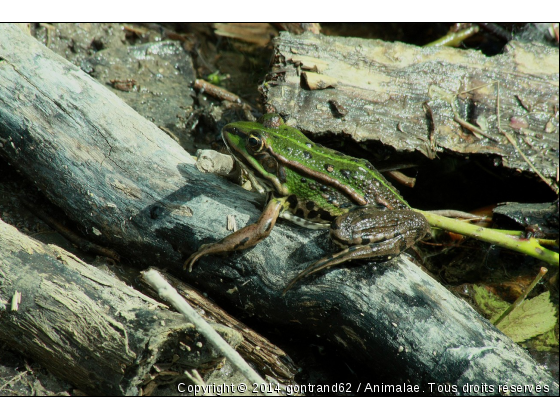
[227,215,237,232]
[193,79,241,103]
[11,290,21,311]
[110,79,138,92]
[195,149,235,176]
[302,72,337,90]
[214,23,278,47]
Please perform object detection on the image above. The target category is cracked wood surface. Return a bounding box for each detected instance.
[0,218,242,395]
[264,32,559,179]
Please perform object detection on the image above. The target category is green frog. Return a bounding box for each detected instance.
[184,114,430,293]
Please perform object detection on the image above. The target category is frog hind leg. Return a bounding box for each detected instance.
[282,235,407,294]
[184,196,286,271]
[283,209,430,293]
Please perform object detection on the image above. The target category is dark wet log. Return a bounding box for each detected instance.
[1,24,557,395]
[0,218,242,396]
[264,32,558,179]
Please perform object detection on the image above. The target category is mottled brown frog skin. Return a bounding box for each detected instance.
[184,114,430,293]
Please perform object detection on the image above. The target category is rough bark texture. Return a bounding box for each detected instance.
[0,218,242,395]
[1,24,558,395]
[264,32,559,179]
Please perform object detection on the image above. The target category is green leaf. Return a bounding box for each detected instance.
[472,284,509,319]
[528,329,559,352]
[494,292,557,343]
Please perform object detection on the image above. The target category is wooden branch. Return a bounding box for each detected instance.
[264,32,559,179]
[142,269,274,394]
[1,24,558,395]
[137,270,299,384]
[0,218,242,395]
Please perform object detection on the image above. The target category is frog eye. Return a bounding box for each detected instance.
[247,132,264,152]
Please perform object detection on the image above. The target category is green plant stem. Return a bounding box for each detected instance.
[419,211,559,266]
[424,25,480,47]
[484,229,558,247]
[493,267,548,326]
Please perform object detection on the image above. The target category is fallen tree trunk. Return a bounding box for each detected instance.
[264,32,559,179]
[0,218,242,395]
[1,24,557,395]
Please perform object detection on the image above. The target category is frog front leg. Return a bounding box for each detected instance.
[184,196,287,272]
[283,208,430,293]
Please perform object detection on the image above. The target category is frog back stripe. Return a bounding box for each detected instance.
[265,146,369,206]
[267,130,409,210]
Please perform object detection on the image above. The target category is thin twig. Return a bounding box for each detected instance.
[385,170,416,188]
[184,369,206,387]
[494,267,548,326]
[451,105,502,143]
[142,269,276,395]
[0,370,28,391]
[425,25,480,47]
[183,369,214,396]
[194,79,242,103]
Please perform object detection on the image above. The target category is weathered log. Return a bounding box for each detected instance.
[1,24,558,395]
[264,32,559,179]
[0,218,242,395]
